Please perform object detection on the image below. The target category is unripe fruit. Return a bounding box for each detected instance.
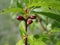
[27,19,33,25]
[29,16,36,19]
[16,15,24,20]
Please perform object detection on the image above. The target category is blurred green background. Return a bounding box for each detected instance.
[0,0,20,45]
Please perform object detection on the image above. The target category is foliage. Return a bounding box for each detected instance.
[0,0,60,45]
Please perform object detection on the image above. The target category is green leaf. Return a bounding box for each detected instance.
[34,41,46,45]
[32,11,60,22]
[50,28,60,32]
[29,21,36,32]
[0,7,24,15]
[28,35,34,45]
[19,21,26,37]
[34,34,40,39]
[28,35,47,45]
[33,34,49,40]
[16,39,23,45]
[27,0,60,10]
[17,0,23,8]
[34,36,47,45]
[56,41,60,45]
[52,21,60,28]
[23,0,29,6]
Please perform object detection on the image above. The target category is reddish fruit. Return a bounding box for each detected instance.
[29,16,36,19]
[16,15,24,20]
[27,19,33,25]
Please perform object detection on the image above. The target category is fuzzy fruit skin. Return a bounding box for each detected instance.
[29,16,36,19]
[27,19,33,25]
[16,15,24,20]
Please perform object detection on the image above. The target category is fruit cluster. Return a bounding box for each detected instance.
[16,15,36,25]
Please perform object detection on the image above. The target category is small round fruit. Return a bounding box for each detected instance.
[16,15,24,20]
[29,16,36,19]
[27,19,33,25]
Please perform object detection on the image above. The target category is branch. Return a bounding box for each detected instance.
[37,15,46,32]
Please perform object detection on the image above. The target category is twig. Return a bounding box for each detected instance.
[24,8,28,45]
[37,15,46,32]
[24,20,27,45]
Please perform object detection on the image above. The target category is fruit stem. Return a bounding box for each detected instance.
[24,8,28,45]
[24,20,27,45]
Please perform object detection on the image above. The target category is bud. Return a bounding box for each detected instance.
[16,15,24,20]
[27,19,33,25]
[29,16,36,19]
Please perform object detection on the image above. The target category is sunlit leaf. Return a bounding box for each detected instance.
[27,0,60,10]
[16,39,23,45]
[0,7,24,15]
[50,28,60,32]
[28,35,34,45]
[34,40,46,45]
[19,21,26,37]
[56,41,60,45]
[28,34,47,45]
